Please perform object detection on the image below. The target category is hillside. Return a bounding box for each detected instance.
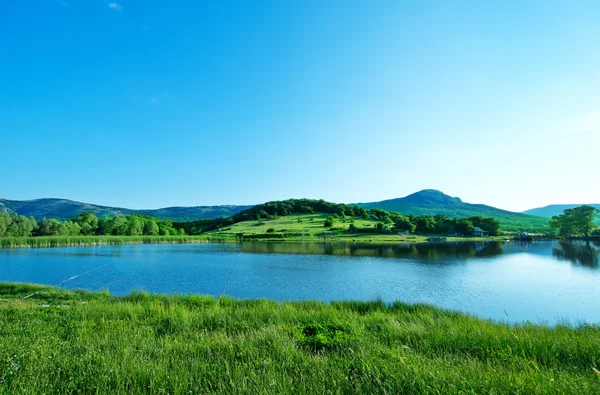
[0,198,250,222]
[523,204,600,218]
[356,190,549,231]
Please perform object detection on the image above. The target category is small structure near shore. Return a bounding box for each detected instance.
[472,227,489,237]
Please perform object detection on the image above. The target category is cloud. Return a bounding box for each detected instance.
[53,0,69,6]
[108,2,123,12]
[572,112,600,133]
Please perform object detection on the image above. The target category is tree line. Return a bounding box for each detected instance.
[174,199,502,236]
[549,205,600,240]
[0,211,184,237]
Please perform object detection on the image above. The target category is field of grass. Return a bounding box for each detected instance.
[0,235,230,248]
[212,213,504,243]
[0,283,599,393]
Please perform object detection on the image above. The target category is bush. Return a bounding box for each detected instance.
[266,228,275,233]
[293,323,355,352]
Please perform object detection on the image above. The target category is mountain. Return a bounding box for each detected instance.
[0,198,251,222]
[523,204,600,218]
[356,189,549,231]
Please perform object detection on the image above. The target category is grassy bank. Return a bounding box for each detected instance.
[1,283,599,393]
[0,235,232,248]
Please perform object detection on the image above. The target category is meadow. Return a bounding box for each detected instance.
[212,213,503,243]
[1,283,599,394]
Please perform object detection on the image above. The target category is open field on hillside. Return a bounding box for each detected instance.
[211,213,505,243]
[0,283,598,394]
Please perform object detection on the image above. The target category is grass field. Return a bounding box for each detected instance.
[0,283,598,393]
[212,213,504,243]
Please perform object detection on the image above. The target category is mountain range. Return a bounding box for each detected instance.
[355,190,549,231]
[1,189,558,231]
[0,198,251,222]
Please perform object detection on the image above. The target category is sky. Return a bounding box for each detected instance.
[1,0,599,212]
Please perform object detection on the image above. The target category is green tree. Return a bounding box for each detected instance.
[0,212,8,237]
[550,205,600,240]
[324,217,335,227]
[73,212,99,235]
[393,215,416,233]
[143,220,159,236]
[127,217,144,236]
[111,217,128,235]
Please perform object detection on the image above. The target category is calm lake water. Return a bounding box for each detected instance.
[1,240,599,324]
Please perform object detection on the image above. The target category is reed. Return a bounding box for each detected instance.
[0,235,233,248]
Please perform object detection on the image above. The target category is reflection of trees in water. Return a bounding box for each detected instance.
[552,241,599,268]
[243,241,504,260]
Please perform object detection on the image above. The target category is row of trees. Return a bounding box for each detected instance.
[0,212,37,237]
[549,206,600,240]
[0,211,184,237]
[329,211,501,236]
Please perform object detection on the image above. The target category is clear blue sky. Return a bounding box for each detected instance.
[1,1,599,212]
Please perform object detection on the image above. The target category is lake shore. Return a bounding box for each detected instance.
[0,234,513,248]
[1,282,598,393]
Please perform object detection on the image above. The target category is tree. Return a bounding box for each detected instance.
[73,212,98,235]
[111,216,128,235]
[144,220,159,236]
[393,215,416,233]
[324,217,335,227]
[455,219,474,235]
[550,205,600,240]
[127,217,144,236]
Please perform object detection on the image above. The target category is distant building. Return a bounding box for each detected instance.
[473,227,489,237]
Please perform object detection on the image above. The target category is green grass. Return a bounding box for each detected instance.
[1,283,599,393]
[212,213,504,243]
[0,235,231,248]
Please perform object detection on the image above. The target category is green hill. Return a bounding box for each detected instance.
[523,204,600,218]
[0,198,250,222]
[356,190,549,231]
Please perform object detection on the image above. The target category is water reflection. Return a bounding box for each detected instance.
[552,241,600,268]
[241,241,504,260]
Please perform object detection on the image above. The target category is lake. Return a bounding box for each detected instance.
[1,240,599,324]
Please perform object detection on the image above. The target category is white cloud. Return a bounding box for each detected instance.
[108,2,123,12]
[572,112,600,133]
[53,0,69,6]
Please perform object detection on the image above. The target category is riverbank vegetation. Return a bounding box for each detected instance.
[0,235,222,248]
[0,211,183,238]
[550,205,600,240]
[2,198,551,247]
[0,283,598,393]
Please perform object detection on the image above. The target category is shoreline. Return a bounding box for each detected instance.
[0,234,560,248]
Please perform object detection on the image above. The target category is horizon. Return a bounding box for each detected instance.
[2,1,599,212]
[2,188,599,213]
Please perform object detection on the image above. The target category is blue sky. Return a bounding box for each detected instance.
[1,1,599,212]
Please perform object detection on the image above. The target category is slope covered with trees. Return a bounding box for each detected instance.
[0,198,250,222]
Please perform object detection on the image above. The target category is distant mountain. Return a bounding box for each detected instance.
[356,189,549,231]
[0,198,251,222]
[523,204,600,218]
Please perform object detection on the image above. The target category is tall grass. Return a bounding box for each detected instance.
[0,283,599,394]
[0,235,234,248]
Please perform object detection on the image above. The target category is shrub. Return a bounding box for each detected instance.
[293,323,354,352]
[266,228,275,233]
